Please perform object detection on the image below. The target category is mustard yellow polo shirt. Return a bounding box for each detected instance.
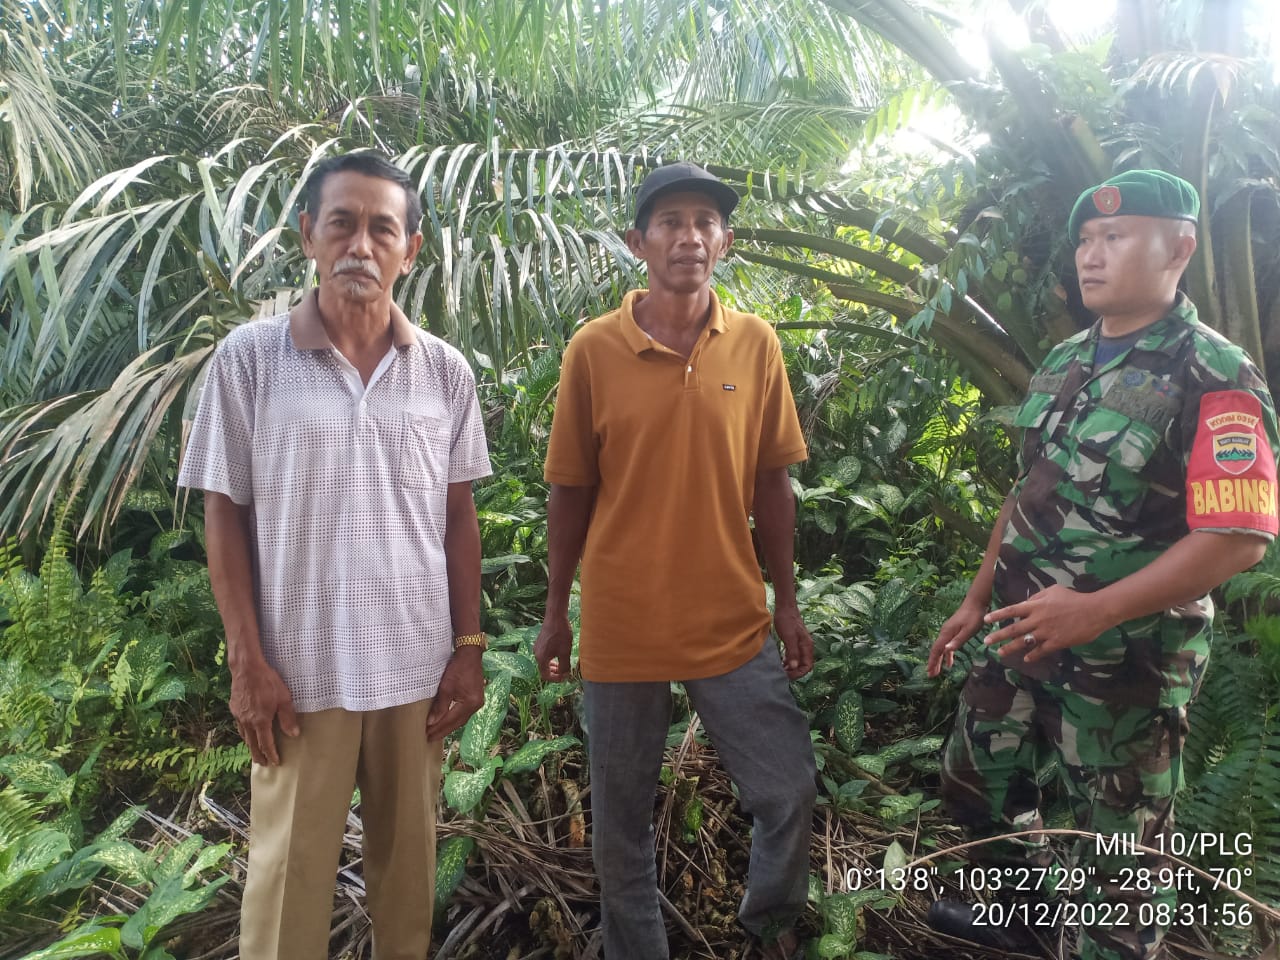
[544,289,807,681]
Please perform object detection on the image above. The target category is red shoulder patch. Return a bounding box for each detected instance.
[1187,390,1278,535]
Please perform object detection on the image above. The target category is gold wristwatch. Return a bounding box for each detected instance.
[452,632,488,651]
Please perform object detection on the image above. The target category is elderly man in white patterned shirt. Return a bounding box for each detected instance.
[179,151,492,960]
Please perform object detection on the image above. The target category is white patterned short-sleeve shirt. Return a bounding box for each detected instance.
[178,291,492,712]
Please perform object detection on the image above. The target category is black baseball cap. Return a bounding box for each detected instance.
[633,162,739,226]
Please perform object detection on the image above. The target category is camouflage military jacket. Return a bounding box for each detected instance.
[993,296,1279,708]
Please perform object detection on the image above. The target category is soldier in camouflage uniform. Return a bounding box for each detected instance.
[926,170,1279,960]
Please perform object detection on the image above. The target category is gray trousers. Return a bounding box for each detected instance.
[584,640,817,959]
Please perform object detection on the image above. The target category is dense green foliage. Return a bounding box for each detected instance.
[2,0,1280,956]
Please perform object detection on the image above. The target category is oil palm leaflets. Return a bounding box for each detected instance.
[0,6,105,208]
[0,135,1035,540]
[0,143,641,539]
[816,0,1280,389]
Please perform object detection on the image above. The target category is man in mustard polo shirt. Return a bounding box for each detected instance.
[535,162,817,959]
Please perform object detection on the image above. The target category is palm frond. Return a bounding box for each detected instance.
[0,8,105,206]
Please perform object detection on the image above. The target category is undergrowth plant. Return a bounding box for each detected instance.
[0,522,242,949]
[1167,552,1280,953]
[3,800,230,960]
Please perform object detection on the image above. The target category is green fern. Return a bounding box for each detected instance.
[180,743,250,785]
[1180,629,1280,908]
[108,742,248,786]
[0,786,41,847]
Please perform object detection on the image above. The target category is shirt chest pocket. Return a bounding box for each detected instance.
[1013,391,1059,470]
[398,412,450,490]
[1067,404,1173,525]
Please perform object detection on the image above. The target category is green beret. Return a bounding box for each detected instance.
[1068,169,1200,240]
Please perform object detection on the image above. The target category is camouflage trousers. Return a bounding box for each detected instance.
[940,655,1188,960]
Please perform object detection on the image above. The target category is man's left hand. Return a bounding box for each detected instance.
[426,647,486,741]
[983,584,1109,663]
[774,603,814,679]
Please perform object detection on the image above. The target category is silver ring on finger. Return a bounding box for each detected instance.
[1023,632,1036,647]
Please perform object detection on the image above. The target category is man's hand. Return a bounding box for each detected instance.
[774,603,814,679]
[534,613,574,682]
[230,661,299,766]
[927,598,987,677]
[983,584,1108,663]
[426,647,486,741]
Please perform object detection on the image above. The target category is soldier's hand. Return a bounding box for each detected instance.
[230,660,299,766]
[984,584,1108,663]
[774,603,814,679]
[426,646,486,741]
[534,613,575,681]
[928,599,987,677]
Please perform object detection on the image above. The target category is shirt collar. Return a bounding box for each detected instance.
[1087,292,1197,359]
[618,288,730,355]
[288,288,418,351]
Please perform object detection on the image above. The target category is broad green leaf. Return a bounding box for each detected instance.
[150,834,205,883]
[872,741,914,766]
[0,756,70,798]
[8,828,72,880]
[491,625,540,652]
[909,735,944,755]
[18,926,122,960]
[482,650,539,690]
[851,755,885,778]
[32,840,135,898]
[183,842,231,886]
[433,835,475,919]
[503,735,580,776]
[878,794,925,824]
[147,529,190,560]
[460,674,511,767]
[824,890,876,938]
[480,553,530,574]
[536,681,577,712]
[121,873,229,949]
[882,839,909,878]
[443,758,501,814]
[140,677,186,708]
[840,585,875,618]
[87,841,152,883]
[816,933,856,959]
[831,455,862,486]
[870,484,905,513]
[833,691,864,755]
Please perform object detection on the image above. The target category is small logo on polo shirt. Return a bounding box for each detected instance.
[722,384,736,391]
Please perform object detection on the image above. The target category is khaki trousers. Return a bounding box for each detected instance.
[239,698,443,960]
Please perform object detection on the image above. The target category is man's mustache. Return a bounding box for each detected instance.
[334,258,382,281]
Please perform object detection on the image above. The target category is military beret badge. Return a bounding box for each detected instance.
[1068,169,1200,239]
[1092,185,1122,215]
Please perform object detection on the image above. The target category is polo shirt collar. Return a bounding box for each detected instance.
[618,288,730,354]
[289,288,418,351]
